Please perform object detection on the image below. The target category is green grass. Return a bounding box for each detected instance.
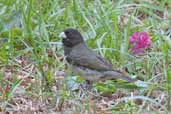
[0,0,171,113]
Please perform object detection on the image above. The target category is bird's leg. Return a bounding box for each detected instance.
[80,80,93,90]
[86,80,93,90]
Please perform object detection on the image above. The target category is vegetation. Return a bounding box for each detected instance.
[0,0,171,113]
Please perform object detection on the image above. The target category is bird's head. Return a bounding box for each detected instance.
[59,28,84,47]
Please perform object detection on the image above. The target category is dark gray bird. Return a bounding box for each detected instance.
[59,28,137,82]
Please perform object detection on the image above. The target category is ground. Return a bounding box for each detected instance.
[0,0,171,114]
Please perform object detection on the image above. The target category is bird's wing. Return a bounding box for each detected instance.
[68,47,113,71]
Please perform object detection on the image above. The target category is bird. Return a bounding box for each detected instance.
[59,28,137,83]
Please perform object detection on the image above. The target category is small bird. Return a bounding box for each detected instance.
[59,28,137,83]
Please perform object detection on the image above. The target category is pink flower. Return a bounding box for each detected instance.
[129,32,151,54]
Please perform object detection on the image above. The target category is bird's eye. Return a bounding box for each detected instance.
[65,30,70,35]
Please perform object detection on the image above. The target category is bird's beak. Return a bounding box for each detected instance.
[59,32,67,39]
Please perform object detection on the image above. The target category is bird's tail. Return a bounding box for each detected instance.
[102,71,137,82]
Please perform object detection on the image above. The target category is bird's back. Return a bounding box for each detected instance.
[65,43,113,71]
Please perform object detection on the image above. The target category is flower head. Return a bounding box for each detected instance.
[129,32,151,54]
